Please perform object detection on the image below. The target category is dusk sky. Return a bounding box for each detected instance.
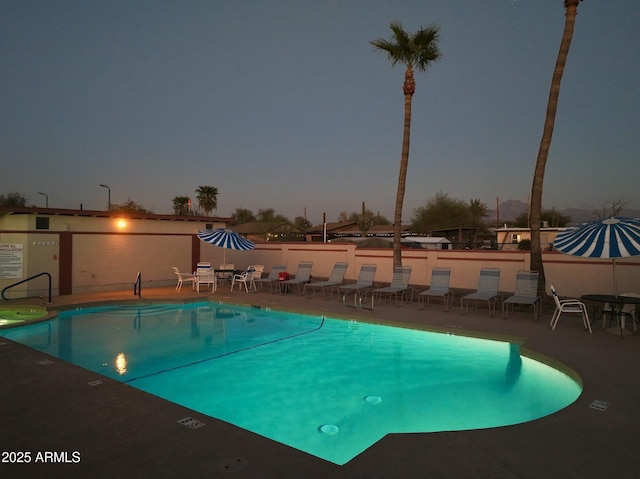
[2,1,638,223]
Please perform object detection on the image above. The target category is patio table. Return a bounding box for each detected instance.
[581,294,640,338]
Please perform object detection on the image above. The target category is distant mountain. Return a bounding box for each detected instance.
[489,200,640,226]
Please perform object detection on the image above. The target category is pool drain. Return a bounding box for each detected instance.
[318,424,339,435]
[364,395,382,405]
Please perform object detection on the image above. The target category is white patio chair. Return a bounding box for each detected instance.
[195,264,216,293]
[251,265,264,280]
[231,266,257,293]
[549,284,591,333]
[172,267,195,292]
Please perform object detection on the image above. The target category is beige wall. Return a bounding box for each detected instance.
[193,243,640,298]
[2,212,639,300]
[0,212,224,297]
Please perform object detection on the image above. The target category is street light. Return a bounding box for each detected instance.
[37,192,48,208]
[99,184,111,211]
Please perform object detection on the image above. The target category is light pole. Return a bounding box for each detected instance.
[99,184,111,211]
[37,192,49,208]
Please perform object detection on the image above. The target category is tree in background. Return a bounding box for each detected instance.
[411,193,491,247]
[172,196,191,215]
[111,199,152,213]
[293,216,312,231]
[513,209,571,228]
[0,192,27,207]
[371,21,441,268]
[356,201,373,236]
[340,206,391,226]
[411,193,470,233]
[230,208,256,225]
[195,186,218,216]
[530,0,583,298]
[591,197,629,219]
[256,208,289,224]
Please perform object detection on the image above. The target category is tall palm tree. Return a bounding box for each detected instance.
[195,186,219,216]
[530,0,583,297]
[371,21,441,267]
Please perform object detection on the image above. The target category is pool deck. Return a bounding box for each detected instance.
[1,285,639,478]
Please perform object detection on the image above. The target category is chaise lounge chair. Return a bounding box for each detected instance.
[255,265,287,293]
[502,271,541,321]
[303,262,348,299]
[281,261,313,295]
[418,267,452,311]
[460,268,501,316]
[369,266,412,308]
[338,264,377,307]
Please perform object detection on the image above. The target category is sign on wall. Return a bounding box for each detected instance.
[0,243,24,279]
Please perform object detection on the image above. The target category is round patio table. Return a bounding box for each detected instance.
[581,294,640,339]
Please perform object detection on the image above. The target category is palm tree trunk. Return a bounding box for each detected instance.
[530,0,580,298]
[393,67,416,267]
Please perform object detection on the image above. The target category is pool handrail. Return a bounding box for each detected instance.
[1,272,52,304]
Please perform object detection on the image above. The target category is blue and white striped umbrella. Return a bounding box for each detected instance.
[197,228,254,263]
[553,216,640,295]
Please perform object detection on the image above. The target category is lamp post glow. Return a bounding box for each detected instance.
[37,192,48,208]
[99,184,111,211]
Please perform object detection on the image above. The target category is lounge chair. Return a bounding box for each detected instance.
[418,268,452,311]
[338,264,377,307]
[502,271,541,321]
[172,266,195,292]
[549,284,591,332]
[303,262,348,299]
[460,268,501,316]
[231,266,257,293]
[195,264,216,293]
[281,261,313,295]
[370,266,412,308]
[255,265,287,293]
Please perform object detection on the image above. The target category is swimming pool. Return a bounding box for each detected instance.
[1,301,582,465]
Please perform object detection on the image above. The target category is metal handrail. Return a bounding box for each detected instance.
[133,272,142,298]
[1,272,52,303]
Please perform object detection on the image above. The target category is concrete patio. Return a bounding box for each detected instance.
[1,285,639,478]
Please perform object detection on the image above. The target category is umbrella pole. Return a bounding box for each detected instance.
[613,259,618,297]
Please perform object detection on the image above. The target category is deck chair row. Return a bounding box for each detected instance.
[188,263,542,320]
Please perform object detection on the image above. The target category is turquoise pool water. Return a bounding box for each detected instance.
[2,302,582,465]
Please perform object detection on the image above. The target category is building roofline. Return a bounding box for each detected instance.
[0,206,231,222]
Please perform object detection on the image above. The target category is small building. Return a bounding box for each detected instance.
[407,237,452,250]
[305,222,413,242]
[495,225,569,251]
[0,206,229,296]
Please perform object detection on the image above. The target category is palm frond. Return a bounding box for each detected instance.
[370,21,440,70]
